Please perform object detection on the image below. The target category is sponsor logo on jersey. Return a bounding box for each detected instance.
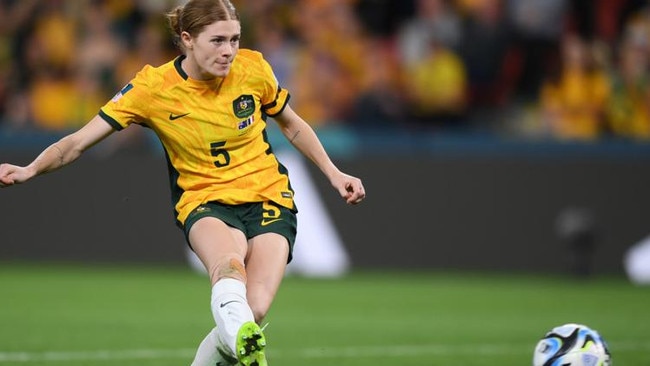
[169,112,190,121]
[233,95,255,118]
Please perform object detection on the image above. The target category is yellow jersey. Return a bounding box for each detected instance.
[541,69,610,140]
[99,49,295,226]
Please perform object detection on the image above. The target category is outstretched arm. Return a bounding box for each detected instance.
[0,115,115,187]
[274,105,365,204]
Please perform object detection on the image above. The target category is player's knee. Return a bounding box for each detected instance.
[249,303,269,324]
[208,255,247,284]
[247,287,274,324]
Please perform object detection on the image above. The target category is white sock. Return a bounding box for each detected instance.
[190,327,235,366]
[211,278,255,357]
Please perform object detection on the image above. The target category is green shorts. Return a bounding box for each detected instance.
[183,201,298,263]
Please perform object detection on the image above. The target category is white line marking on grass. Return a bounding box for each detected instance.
[292,341,650,358]
[0,341,648,363]
[295,344,530,358]
[0,349,196,363]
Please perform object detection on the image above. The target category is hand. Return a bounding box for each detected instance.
[0,163,30,188]
[332,172,365,205]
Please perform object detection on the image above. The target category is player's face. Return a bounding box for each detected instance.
[186,20,240,79]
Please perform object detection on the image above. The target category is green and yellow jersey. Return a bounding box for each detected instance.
[99,49,295,226]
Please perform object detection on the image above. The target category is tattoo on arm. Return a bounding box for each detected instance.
[289,130,301,143]
[52,144,64,168]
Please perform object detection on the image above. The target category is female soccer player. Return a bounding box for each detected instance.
[0,1,366,365]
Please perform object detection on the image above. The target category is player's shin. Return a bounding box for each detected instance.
[211,278,255,356]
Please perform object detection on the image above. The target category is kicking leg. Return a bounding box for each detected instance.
[189,217,255,365]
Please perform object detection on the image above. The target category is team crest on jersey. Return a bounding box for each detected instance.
[194,205,211,214]
[233,95,255,118]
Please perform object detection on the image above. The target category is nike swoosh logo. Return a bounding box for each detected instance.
[261,218,283,226]
[169,112,190,120]
[220,300,239,308]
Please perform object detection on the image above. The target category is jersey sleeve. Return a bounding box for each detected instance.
[258,57,290,117]
[98,66,153,130]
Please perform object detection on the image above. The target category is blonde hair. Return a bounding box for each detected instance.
[166,0,239,51]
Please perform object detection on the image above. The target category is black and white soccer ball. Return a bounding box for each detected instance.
[533,323,612,366]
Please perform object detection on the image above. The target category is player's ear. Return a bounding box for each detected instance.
[180,31,193,50]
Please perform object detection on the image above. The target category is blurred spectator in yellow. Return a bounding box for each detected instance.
[606,17,650,140]
[31,0,77,71]
[396,0,466,127]
[539,33,611,140]
[401,33,467,126]
[27,66,106,132]
[287,0,366,126]
[25,0,114,131]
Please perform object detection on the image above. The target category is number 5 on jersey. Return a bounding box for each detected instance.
[210,141,230,167]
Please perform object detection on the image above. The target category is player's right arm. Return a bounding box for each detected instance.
[0,115,115,188]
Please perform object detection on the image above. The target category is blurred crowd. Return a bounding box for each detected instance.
[2,0,650,142]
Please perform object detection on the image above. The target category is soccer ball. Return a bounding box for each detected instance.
[533,323,612,366]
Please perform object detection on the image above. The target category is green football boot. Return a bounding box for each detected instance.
[236,321,267,366]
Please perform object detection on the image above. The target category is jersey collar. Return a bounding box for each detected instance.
[174,55,189,80]
[174,54,226,88]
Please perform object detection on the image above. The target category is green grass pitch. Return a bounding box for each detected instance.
[0,263,648,366]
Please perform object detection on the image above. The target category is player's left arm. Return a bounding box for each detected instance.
[274,105,365,205]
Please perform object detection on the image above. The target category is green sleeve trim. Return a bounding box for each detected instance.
[264,93,290,117]
[98,109,124,131]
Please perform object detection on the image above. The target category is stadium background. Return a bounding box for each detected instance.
[2,0,650,278]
